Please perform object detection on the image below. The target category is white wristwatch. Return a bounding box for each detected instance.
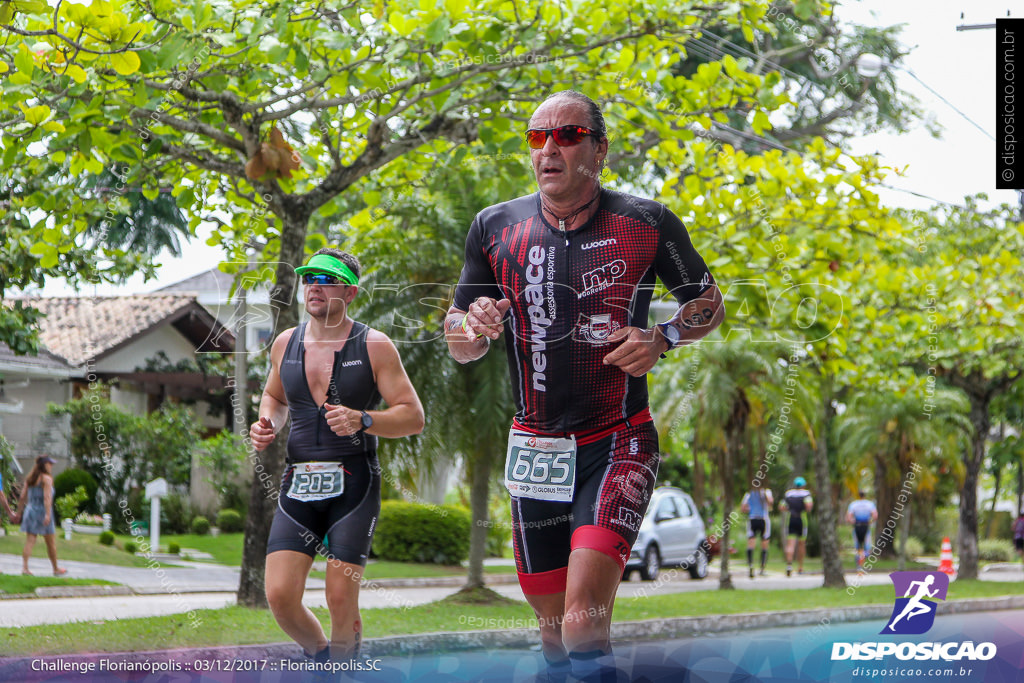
[656,322,681,353]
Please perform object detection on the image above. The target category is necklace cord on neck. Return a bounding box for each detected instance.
[541,189,601,230]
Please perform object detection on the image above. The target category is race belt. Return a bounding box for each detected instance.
[504,429,576,502]
[287,461,345,502]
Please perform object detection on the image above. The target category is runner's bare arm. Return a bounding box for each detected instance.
[337,331,421,438]
[250,330,292,451]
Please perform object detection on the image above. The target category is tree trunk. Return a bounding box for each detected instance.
[1016,455,1023,518]
[464,445,495,590]
[812,373,846,588]
[791,441,810,480]
[985,466,1001,539]
[873,454,897,559]
[958,393,990,581]
[719,394,748,591]
[897,503,910,571]
[693,443,705,510]
[719,441,736,590]
[237,212,305,608]
[237,432,288,607]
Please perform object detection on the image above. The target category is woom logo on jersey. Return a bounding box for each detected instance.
[581,238,618,251]
[831,571,997,663]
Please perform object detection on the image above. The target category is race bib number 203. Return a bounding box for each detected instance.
[504,430,576,502]
[287,462,345,502]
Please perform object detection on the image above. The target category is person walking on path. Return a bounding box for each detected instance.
[741,487,773,578]
[250,248,424,666]
[780,477,813,577]
[18,455,66,576]
[846,491,878,573]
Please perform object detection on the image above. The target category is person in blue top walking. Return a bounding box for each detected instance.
[846,490,878,573]
[17,455,66,576]
[740,486,773,578]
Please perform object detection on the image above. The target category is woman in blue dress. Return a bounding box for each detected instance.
[17,455,67,576]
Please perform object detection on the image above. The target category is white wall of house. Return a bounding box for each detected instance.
[96,324,198,374]
[0,375,71,475]
[202,298,275,355]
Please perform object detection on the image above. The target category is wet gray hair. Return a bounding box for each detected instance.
[539,90,607,141]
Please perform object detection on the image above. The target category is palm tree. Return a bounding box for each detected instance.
[655,339,790,589]
[353,155,527,594]
[80,169,190,256]
[837,378,971,563]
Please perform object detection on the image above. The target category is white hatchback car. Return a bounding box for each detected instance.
[623,486,709,581]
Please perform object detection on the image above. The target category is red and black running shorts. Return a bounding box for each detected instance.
[509,414,659,595]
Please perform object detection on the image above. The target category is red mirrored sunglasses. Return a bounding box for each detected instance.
[525,125,600,149]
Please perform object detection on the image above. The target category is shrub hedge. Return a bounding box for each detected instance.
[216,509,243,533]
[191,516,211,535]
[373,501,470,564]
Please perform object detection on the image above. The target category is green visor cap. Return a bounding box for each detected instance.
[295,254,358,285]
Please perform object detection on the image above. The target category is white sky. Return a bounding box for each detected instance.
[30,0,1017,297]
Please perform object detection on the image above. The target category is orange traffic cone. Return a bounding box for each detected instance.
[938,537,956,577]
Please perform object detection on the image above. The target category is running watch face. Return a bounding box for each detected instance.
[658,322,680,350]
[361,411,373,429]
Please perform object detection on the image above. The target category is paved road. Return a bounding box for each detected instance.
[2,550,1020,628]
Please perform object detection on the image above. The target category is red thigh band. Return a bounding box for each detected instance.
[571,525,631,571]
[517,566,568,595]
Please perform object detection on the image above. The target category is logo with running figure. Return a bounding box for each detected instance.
[882,571,949,635]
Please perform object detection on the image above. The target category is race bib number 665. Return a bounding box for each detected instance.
[504,430,576,502]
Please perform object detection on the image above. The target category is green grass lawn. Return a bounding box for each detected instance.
[0,574,118,595]
[0,532,153,568]
[695,555,934,577]
[2,579,1022,656]
[129,533,245,565]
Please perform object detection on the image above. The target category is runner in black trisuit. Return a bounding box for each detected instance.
[780,477,814,576]
[445,90,725,678]
[251,248,424,665]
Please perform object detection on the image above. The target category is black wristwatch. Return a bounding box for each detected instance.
[656,322,681,356]
[360,411,373,430]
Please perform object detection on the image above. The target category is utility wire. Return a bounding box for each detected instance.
[900,68,995,141]
[680,31,1008,218]
[698,28,996,142]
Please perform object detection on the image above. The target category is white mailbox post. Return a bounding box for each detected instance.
[144,478,168,553]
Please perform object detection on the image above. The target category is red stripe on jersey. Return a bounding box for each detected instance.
[512,407,653,446]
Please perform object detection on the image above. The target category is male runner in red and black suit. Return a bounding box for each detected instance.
[445,90,725,678]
